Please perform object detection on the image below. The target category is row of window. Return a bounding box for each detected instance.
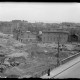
[42,36,67,42]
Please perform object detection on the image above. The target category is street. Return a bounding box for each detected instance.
[41,53,80,79]
[54,58,80,78]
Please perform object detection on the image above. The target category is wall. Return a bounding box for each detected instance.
[20,32,37,43]
[41,32,68,43]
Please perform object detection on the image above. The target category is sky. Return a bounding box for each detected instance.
[0,2,80,23]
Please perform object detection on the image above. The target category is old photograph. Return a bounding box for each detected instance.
[0,2,80,78]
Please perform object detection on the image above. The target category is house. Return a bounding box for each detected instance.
[41,30,69,44]
[68,33,80,42]
[19,31,37,43]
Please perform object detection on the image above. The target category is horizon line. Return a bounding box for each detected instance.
[0,19,80,24]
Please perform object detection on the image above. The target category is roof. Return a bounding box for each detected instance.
[25,31,37,35]
[42,30,69,34]
[26,31,30,33]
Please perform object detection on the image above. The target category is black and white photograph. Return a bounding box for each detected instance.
[0,2,80,78]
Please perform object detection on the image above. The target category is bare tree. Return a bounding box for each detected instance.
[56,34,61,66]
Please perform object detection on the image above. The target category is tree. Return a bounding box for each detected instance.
[13,28,20,40]
[36,34,42,42]
[13,27,24,41]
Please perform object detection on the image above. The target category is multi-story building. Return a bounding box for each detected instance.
[41,30,69,43]
[19,31,37,43]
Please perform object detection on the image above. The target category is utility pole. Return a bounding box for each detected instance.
[57,34,60,66]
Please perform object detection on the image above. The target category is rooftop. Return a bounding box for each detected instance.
[42,30,69,34]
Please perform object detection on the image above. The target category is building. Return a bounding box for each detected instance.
[68,33,80,42]
[41,30,69,43]
[20,31,37,43]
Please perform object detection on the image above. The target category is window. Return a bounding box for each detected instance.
[28,35,29,38]
[50,36,52,42]
[43,36,45,42]
[48,36,49,41]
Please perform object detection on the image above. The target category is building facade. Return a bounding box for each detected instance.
[20,31,37,43]
[41,30,69,43]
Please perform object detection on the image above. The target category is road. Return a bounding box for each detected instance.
[54,59,80,78]
[41,53,80,79]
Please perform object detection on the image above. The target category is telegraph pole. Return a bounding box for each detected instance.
[57,34,60,66]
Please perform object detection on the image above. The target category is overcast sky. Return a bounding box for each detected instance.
[0,3,80,23]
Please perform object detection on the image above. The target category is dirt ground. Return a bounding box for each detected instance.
[0,35,80,78]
